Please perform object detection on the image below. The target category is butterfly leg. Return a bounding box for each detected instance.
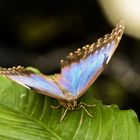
[79,102,96,107]
[76,102,96,117]
[60,108,68,122]
[76,104,93,117]
[50,104,62,109]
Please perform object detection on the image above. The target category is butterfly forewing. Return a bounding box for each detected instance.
[55,21,125,100]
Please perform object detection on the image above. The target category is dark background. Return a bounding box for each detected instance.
[0,1,139,120]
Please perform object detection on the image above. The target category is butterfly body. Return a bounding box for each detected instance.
[58,100,77,110]
[0,21,125,121]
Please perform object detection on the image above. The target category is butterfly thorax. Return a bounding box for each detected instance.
[58,100,78,110]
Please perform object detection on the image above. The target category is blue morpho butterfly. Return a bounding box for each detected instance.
[0,21,124,121]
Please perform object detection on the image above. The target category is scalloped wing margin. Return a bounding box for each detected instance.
[55,21,125,99]
[0,67,65,100]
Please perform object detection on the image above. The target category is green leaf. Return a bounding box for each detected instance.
[0,75,139,140]
[26,67,41,74]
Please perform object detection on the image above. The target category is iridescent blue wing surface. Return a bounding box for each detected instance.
[54,21,125,100]
[0,66,65,100]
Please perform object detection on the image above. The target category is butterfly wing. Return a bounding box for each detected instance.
[0,66,65,100]
[0,21,124,101]
[54,21,125,100]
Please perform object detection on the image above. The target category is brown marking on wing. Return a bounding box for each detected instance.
[60,20,125,69]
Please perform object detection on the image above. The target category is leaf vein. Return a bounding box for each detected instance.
[72,110,84,139]
[96,106,102,140]
[111,109,115,140]
[84,117,91,140]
